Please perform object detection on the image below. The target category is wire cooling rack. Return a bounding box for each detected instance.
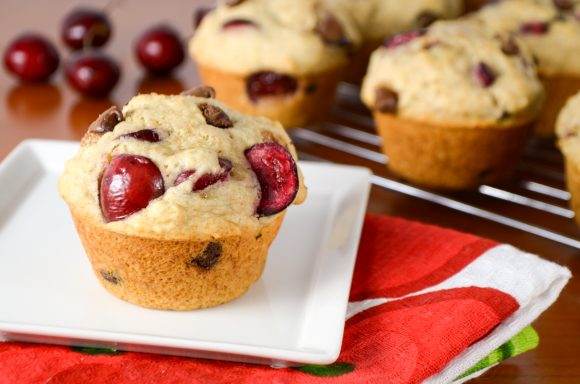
[290,83,580,249]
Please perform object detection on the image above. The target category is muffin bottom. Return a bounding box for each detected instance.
[197,64,343,128]
[565,158,580,226]
[374,112,533,190]
[535,76,580,138]
[72,211,284,310]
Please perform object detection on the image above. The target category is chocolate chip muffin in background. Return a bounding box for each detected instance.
[469,0,580,137]
[556,92,580,225]
[361,20,545,190]
[189,0,360,128]
[328,0,463,83]
[59,87,307,310]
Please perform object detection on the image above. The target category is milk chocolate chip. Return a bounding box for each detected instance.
[198,103,233,128]
[190,242,222,270]
[89,106,123,133]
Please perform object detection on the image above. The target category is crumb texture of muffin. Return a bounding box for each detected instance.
[361,20,544,126]
[329,0,463,43]
[189,0,360,127]
[59,91,307,310]
[470,0,580,77]
[190,0,360,76]
[557,92,580,224]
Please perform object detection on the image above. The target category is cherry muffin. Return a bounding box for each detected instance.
[189,0,360,128]
[59,87,307,310]
[328,0,463,83]
[470,0,580,136]
[556,91,580,224]
[361,20,544,190]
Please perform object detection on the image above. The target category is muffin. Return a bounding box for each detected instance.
[361,20,544,190]
[59,87,307,310]
[470,0,580,137]
[556,91,580,225]
[189,0,360,128]
[328,0,463,83]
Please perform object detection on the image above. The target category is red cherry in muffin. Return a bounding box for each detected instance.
[519,21,550,35]
[222,19,259,30]
[244,142,299,216]
[100,155,165,222]
[384,29,426,49]
[174,158,233,191]
[135,25,184,75]
[61,8,112,50]
[3,34,60,82]
[246,71,298,102]
[65,52,120,97]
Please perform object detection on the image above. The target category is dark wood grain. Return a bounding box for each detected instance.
[1,1,578,382]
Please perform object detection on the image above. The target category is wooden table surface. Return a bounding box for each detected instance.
[1,1,578,383]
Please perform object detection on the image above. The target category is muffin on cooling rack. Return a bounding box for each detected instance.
[328,0,463,83]
[470,0,580,137]
[361,20,544,190]
[189,0,360,128]
[556,91,580,225]
[59,87,307,310]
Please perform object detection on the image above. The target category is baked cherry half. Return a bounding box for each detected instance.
[100,154,165,222]
[246,71,298,102]
[174,158,233,191]
[244,142,299,216]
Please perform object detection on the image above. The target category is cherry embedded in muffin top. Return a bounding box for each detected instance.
[244,142,299,216]
[100,154,165,222]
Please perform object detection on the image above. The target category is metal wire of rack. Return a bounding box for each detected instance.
[290,83,580,249]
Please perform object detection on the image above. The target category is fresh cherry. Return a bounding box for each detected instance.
[174,158,232,191]
[3,33,59,82]
[100,154,165,222]
[61,8,112,50]
[65,52,120,97]
[246,71,298,102]
[244,142,299,216]
[135,25,184,75]
[384,29,426,49]
[119,129,160,142]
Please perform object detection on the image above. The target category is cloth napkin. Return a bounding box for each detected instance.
[0,214,570,384]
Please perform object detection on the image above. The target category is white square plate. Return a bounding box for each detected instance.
[0,140,370,366]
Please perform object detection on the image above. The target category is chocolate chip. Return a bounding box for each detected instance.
[198,103,233,128]
[255,232,262,240]
[181,85,216,98]
[100,270,121,284]
[375,87,398,113]
[89,106,123,134]
[316,11,350,47]
[473,62,496,87]
[416,11,439,28]
[500,36,520,55]
[190,242,222,270]
[553,0,573,11]
[225,0,245,6]
[193,6,214,29]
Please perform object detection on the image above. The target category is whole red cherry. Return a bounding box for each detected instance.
[3,33,60,82]
[100,154,165,222]
[61,7,112,50]
[135,25,184,75]
[65,52,120,97]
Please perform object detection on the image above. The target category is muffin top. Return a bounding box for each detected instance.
[328,0,463,42]
[556,91,580,156]
[471,0,580,77]
[360,20,545,126]
[59,89,307,240]
[189,0,361,76]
